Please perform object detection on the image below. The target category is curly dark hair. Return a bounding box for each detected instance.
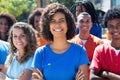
[71,1,98,24]
[28,8,43,28]
[40,3,76,41]
[0,13,16,41]
[104,8,120,28]
[80,1,98,23]
[8,22,37,64]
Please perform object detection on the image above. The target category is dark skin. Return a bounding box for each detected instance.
[90,18,120,80]
[90,69,120,80]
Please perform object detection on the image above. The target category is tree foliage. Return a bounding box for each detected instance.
[0,0,77,21]
[0,0,37,21]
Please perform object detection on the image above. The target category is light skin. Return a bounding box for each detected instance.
[0,18,8,39]
[12,28,28,58]
[0,28,32,80]
[90,18,120,80]
[34,15,41,32]
[77,13,92,40]
[32,12,88,80]
[50,12,68,52]
[12,28,32,80]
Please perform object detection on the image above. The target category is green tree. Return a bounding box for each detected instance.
[0,0,37,21]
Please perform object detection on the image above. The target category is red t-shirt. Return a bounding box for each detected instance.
[70,34,103,61]
[90,43,120,75]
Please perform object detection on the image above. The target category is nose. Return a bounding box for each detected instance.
[15,36,22,41]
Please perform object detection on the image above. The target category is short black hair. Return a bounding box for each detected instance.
[40,3,76,41]
[104,8,120,28]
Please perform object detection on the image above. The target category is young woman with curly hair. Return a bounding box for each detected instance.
[3,22,37,80]
[32,3,89,80]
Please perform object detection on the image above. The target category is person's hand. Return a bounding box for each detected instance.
[0,72,5,80]
[32,69,44,80]
[101,71,110,80]
[76,69,85,80]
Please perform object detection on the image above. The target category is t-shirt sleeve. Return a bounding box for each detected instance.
[90,46,102,72]
[25,56,34,70]
[31,47,44,70]
[5,54,11,65]
[78,46,90,66]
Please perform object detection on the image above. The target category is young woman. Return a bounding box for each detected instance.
[32,3,89,80]
[4,22,37,80]
[0,13,16,41]
[28,8,51,47]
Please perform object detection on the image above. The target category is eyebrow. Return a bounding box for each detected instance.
[108,21,120,26]
[51,17,65,21]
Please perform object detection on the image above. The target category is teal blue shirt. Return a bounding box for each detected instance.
[5,54,33,79]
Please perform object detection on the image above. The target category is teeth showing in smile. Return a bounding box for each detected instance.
[83,27,87,29]
[54,29,62,32]
[17,43,22,45]
[113,33,119,35]
[81,26,88,30]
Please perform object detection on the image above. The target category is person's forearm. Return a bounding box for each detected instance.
[106,72,120,80]
[91,77,104,80]
[0,65,7,74]
[90,72,110,80]
[90,74,109,80]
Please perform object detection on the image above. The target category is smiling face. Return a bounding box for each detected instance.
[0,18,8,34]
[49,12,67,39]
[34,15,40,32]
[12,28,28,53]
[107,18,120,40]
[77,12,92,34]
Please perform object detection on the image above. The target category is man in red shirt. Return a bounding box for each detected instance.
[90,8,120,80]
[70,12,103,61]
[70,12,103,79]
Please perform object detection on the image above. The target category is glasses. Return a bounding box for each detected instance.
[50,19,66,26]
[108,24,120,30]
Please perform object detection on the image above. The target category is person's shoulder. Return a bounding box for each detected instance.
[90,35,103,43]
[0,40,9,45]
[0,40,9,49]
[96,42,111,50]
[102,39,111,44]
[71,43,84,49]
[69,35,79,42]
[36,44,50,52]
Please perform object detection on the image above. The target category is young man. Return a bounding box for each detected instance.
[90,8,120,80]
[70,12,103,79]
[70,12,103,62]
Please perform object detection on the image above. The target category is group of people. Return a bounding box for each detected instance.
[0,1,120,80]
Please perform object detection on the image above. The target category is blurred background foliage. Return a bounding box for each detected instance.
[0,0,75,22]
[0,0,37,22]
